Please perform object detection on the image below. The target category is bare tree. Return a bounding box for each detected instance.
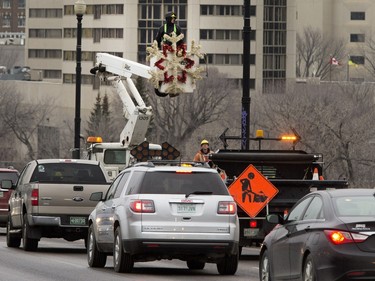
[296,27,346,79]
[0,82,55,160]
[254,82,375,187]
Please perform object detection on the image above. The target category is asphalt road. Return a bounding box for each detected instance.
[0,229,260,281]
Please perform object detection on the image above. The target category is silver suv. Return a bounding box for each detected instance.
[87,161,239,275]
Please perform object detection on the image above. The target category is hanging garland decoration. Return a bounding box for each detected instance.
[164,72,174,83]
[184,58,195,69]
[162,44,174,56]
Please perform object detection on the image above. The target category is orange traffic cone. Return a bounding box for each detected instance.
[312,168,319,180]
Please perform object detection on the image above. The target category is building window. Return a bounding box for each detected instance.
[2,0,11,9]
[29,9,62,18]
[18,0,25,8]
[2,14,11,27]
[200,5,242,16]
[200,29,241,40]
[263,0,287,94]
[351,12,365,20]
[44,70,62,79]
[17,14,26,27]
[350,55,365,65]
[350,34,365,42]
[137,1,187,62]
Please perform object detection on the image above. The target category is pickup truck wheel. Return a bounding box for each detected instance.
[87,224,107,267]
[187,260,205,270]
[113,227,133,273]
[216,252,239,275]
[6,215,21,248]
[22,214,38,251]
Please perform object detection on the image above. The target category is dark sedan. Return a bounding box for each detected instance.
[259,188,375,281]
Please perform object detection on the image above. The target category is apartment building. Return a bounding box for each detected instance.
[25,0,297,94]
[0,0,25,45]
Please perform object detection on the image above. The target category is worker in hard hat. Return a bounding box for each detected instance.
[193,139,213,163]
[155,11,184,49]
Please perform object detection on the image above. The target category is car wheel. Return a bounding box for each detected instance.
[6,215,21,248]
[87,224,107,268]
[187,260,205,270]
[113,227,134,273]
[303,254,316,281]
[216,252,238,275]
[22,213,38,251]
[259,249,271,281]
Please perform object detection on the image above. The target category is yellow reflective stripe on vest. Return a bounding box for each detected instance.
[163,24,177,41]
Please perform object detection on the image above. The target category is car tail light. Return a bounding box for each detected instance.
[324,230,369,245]
[31,189,39,206]
[250,220,257,228]
[218,201,236,214]
[130,200,155,213]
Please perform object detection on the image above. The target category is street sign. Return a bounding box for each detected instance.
[228,164,279,218]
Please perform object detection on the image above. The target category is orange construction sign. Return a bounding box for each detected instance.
[228,164,279,218]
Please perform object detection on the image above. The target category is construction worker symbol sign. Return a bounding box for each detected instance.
[229,165,278,218]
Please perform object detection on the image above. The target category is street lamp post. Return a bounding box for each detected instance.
[73,0,86,159]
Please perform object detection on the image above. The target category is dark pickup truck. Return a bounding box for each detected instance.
[210,149,348,250]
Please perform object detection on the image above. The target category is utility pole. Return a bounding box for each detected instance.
[242,0,251,150]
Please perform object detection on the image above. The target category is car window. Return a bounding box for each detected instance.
[0,172,19,184]
[302,196,324,220]
[17,163,31,186]
[114,172,130,198]
[30,163,107,184]
[287,196,313,222]
[106,173,124,200]
[334,196,375,216]
[138,171,229,195]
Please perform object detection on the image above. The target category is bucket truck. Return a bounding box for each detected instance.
[87,39,203,180]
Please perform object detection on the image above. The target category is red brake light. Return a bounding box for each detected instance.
[130,200,155,213]
[250,220,257,228]
[218,201,236,214]
[31,189,39,206]
[324,230,368,245]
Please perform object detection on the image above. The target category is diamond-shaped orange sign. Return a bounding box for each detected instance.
[229,164,278,218]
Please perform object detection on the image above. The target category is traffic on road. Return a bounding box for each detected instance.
[0,232,260,281]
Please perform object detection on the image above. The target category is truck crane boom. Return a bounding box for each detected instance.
[91,53,152,147]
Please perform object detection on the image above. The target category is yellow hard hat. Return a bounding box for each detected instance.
[201,139,209,145]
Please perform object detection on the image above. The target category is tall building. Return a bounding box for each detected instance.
[25,0,297,94]
[0,0,26,45]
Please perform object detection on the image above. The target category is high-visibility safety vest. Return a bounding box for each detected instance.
[163,24,177,42]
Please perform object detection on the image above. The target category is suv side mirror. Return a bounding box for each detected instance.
[1,180,14,190]
[90,191,104,201]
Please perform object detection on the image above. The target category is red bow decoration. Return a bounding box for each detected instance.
[154,58,165,70]
[164,72,174,83]
[184,58,195,69]
[176,44,186,57]
[177,71,187,83]
[163,44,174,56]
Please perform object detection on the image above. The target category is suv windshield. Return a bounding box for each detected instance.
[30,163,107,184]
[138,171,229,195]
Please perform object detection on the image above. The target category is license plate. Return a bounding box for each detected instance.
[244,228,259,237]
[177,204,196,213]
[0,191,3,198]
[70,217,86,225]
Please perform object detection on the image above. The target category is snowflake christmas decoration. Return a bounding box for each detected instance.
[147,32,205,97]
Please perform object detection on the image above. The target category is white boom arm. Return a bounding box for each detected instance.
[92,53,153,148]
